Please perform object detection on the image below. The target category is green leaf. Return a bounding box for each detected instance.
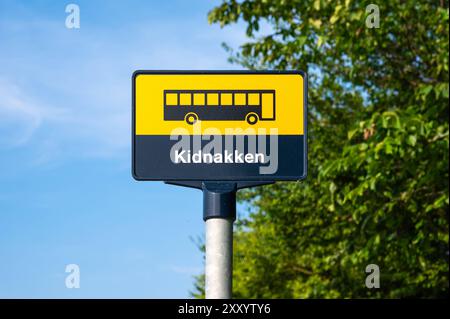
[310,19,322,29]
[347,128,359,140]
[407,135,417,146]
[313,0,321,11]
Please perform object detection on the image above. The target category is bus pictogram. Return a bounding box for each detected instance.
[163,89,276,125]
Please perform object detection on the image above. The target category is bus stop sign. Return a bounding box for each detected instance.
[132,70,307,182]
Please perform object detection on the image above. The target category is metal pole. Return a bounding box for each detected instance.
[202,182,236,299]
[205,218,233,299]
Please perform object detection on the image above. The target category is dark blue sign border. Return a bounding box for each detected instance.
[132,70,307,183]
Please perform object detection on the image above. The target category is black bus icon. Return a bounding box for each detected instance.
[163,89,275,125]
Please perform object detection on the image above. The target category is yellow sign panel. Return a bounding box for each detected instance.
[134,72,305,135]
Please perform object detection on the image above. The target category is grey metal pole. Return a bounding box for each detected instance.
[202,182,236,299]
[205,218,233,299]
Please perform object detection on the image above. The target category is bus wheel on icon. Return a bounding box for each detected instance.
[184,112,198,125]
[245,113,258,125]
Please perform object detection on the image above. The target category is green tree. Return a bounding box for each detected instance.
[193,0,449,298]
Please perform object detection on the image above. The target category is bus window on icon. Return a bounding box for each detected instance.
[262,93,274,119]
[248,93,260,105]
[193,93,205,106]
[234,93,246,105]
[221,93,233,106]
[179,93,191,106]
[166,93,178,106]
[207,93,219,106]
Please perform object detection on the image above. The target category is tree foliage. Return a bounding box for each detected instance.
[193,0,449,298]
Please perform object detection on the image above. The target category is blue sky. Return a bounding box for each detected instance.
[0,0,250,298]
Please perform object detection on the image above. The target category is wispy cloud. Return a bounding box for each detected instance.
[0,77,67,147]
